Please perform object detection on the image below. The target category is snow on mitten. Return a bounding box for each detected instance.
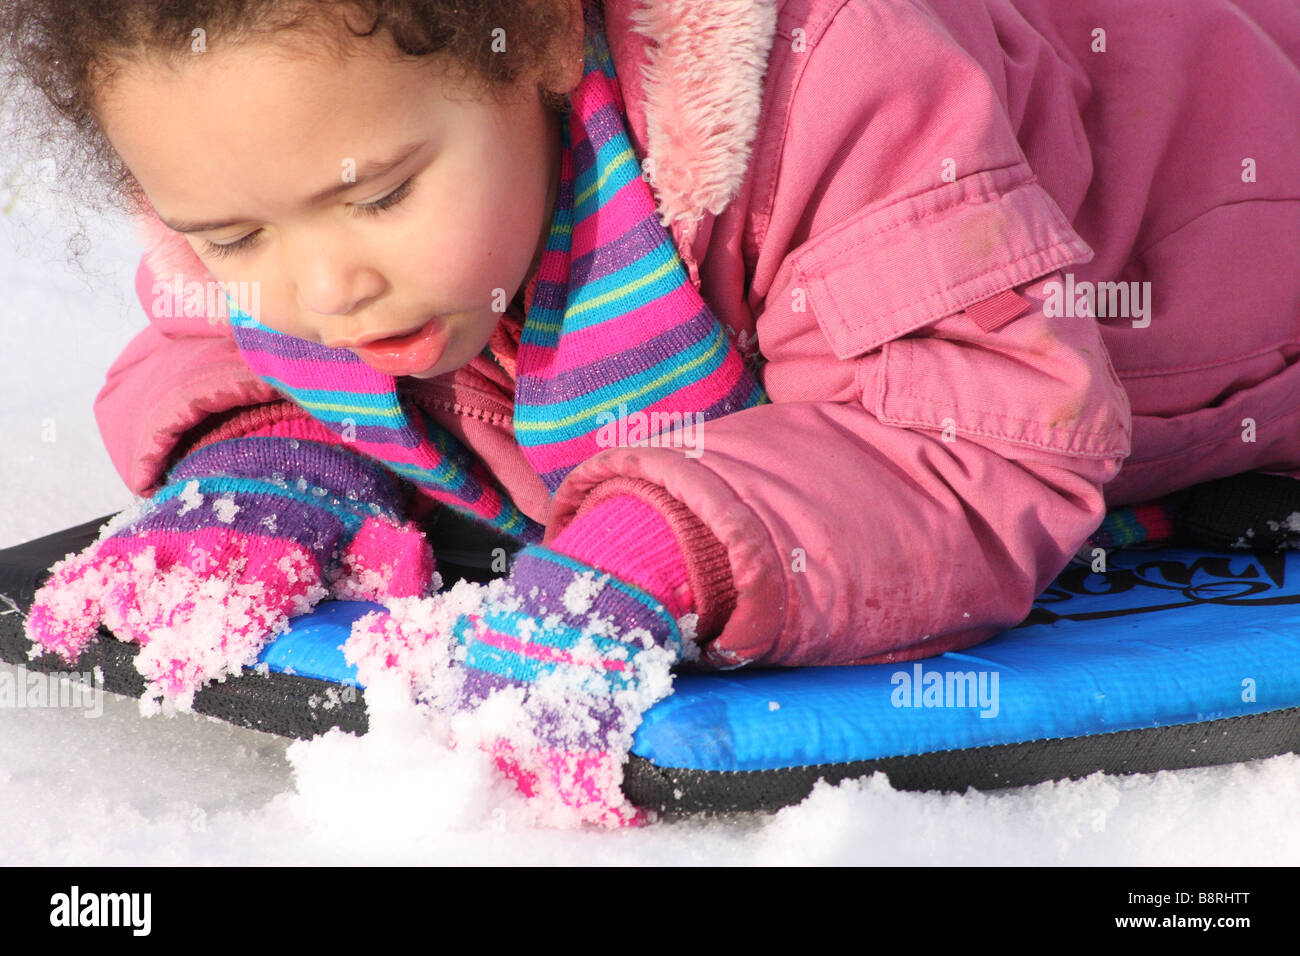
[349,486,733,827]
[25,420,438,709]
[444,542,685,827]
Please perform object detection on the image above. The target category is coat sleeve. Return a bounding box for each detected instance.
[94,239,278,497]
[545,0,1133,667]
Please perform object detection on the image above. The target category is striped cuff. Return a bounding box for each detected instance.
[550,477,736,640]
[170,401,318,463]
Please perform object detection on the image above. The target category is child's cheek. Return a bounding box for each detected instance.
[397,194,505,298]
[407,225,519,307]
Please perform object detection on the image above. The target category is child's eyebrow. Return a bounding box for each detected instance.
[158,141,425,233]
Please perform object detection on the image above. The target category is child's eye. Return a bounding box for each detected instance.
[351,176,417,216]
[197,176,417,259]
[202,231,262,260]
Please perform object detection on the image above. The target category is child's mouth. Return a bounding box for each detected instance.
[348,316,447,376]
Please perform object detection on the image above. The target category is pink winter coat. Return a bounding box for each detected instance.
[96,0,1300,668]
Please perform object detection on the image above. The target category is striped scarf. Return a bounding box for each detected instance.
[227,5,768,544]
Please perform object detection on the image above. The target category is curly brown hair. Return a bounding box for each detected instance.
[0,0,581,220]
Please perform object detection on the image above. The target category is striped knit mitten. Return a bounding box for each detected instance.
[444,541,685,827]
[350,484,730,827]
[25,410,438,709]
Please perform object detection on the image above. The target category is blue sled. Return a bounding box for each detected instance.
[3,518,1299,815]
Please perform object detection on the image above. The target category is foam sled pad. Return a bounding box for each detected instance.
[2,515,1299,816]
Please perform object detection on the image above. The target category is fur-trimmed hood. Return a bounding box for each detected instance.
[134,0,780,282]
[613,0,778,224]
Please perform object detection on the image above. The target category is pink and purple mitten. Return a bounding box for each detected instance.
[25,405,438,707]
[352,479,735,827]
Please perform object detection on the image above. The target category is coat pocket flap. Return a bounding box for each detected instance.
[789,165,1095,359]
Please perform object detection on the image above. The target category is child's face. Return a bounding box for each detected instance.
[96,20,578,379]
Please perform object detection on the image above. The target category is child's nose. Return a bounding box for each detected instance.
[284,236,386,343]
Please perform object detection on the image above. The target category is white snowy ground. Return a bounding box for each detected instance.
[2,155,1298,867]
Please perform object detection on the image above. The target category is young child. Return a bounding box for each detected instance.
[6,0,1299,822]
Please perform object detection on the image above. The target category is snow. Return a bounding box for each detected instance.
[561,569,605,616]
[4,655,1300,865]
[337,576,677,827]
[176,481,203,517]
[211,495,240,523]
[3,133,1300,865]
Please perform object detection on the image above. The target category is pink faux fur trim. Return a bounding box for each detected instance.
[628,0,778,225]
